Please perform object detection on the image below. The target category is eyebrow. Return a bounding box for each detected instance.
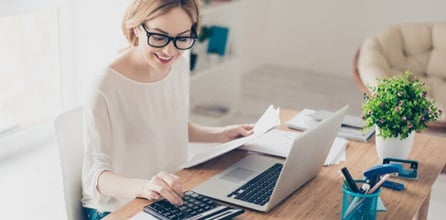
[149,27,191,36]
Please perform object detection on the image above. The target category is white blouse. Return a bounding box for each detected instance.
[81,57,190,212]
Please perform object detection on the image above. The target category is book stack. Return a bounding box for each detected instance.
[285,109,375,142]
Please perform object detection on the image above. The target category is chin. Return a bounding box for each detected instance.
[153,54,177,70]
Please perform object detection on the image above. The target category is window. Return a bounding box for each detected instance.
[0,10,60,134]
[0,1,127,138]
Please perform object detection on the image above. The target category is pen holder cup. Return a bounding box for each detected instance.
[341,180,381,220]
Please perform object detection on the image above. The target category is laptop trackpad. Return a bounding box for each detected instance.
[219,167,255,183]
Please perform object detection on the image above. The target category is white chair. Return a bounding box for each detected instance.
[353,22,446,128]
[54,107,86,220]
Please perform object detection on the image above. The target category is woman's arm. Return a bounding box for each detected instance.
[97,170,184,205]
[188,122,253,143]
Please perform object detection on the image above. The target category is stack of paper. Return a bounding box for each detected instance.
[241,129,347,166]
[285,109,374,142]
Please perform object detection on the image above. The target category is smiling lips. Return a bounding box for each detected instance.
[155,53,174,64]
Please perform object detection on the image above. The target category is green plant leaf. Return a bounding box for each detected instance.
[362,71,441,139]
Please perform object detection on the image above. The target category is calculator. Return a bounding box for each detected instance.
[143,191,244,220]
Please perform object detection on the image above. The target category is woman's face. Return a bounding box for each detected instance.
[136,7,193,74]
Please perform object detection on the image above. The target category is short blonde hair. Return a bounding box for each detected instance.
[122,0,201,46]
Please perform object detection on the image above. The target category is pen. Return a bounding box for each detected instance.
[368,174,390,194]
[341,167,359,193]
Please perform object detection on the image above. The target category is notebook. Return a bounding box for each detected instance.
[192,105,348,212]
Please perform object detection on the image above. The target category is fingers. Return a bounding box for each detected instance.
[158,171,183,196]
[226,124,253,139]
[238,124,254,136]
[146,172,183,205]
[145,190,160,201]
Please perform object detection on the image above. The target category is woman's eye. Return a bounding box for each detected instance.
[152,36,166,41]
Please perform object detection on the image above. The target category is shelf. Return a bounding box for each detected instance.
[189,55,241,126]
[190,102,235,126]
[190,55,238,82]
[188,0,242,127]
[190,108,233,126]
[201,0,241,16]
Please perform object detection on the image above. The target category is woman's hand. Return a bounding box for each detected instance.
[141,171,184,205]
[219,124,253,142]
[188,122,254,143]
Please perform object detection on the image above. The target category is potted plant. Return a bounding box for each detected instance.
[362,71,442,159]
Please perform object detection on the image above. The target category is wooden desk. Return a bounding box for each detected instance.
[105,109,446,220]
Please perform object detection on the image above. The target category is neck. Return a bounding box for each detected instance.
[124,47,168,82]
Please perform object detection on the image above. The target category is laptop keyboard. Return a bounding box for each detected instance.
[144,191,231,220]
[227,163,283,206]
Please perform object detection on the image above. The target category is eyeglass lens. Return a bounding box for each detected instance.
[148,33,195,50]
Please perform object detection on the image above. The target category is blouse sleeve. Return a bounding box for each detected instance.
[82,89,114,205]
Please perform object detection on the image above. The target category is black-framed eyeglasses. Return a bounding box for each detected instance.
[140,24,197,50]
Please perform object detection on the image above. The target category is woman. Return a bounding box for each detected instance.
[81,0,253,219]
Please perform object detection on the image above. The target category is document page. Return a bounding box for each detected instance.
[182,105,280,168]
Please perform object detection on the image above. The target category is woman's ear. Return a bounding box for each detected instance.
[133,27,140,36]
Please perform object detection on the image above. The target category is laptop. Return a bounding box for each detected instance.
[192,105,348,212]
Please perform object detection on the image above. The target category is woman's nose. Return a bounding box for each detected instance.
[162,41,177,55]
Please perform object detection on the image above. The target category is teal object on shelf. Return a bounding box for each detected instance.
[207,25,229,56]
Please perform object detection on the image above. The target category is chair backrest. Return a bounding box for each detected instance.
[352,48,370,95]
[54,107,86,220]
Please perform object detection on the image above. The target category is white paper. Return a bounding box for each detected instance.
[240,129,296,158]
[241,129,347,166]
[285,109,319,130]
[285,109,374,142]
[324,137,347,166]
[252,105,281,134]
[130,211,158,220]
[182,105,281,168]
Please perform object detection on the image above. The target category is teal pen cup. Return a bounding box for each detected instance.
[341,180,381,220]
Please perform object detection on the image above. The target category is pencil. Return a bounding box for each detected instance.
[368,174,390,194]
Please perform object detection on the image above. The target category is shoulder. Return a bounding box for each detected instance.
[84,68,121,105]
[88,68,120,92]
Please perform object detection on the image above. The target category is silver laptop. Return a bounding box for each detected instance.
[193,105,348,212]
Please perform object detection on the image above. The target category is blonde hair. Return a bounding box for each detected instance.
[122,0,201,46]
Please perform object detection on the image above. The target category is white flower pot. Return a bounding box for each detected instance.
[375,128,415,160]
